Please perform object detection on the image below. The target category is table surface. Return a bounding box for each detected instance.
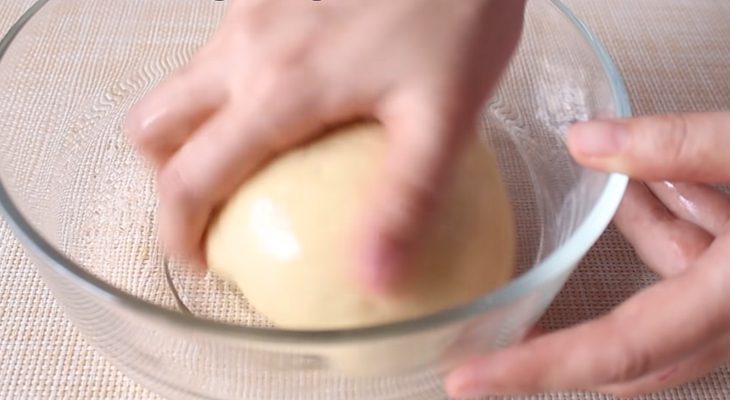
[0,1,728,399]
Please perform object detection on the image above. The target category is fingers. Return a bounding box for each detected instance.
[125,64,226,166]
[156,106,252,262]
[157,97,321,261]
[648,181,730,237]
[568,112,730,182]
[597,333,730,398]
[614,181,713,277]
[444,242,730,397]
[357,91,469,293]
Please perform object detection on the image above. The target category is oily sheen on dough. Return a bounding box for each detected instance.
[206,123,515,330]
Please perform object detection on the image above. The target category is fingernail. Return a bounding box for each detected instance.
[569,120,629,158]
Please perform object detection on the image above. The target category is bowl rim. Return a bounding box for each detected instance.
[0,0,630,344]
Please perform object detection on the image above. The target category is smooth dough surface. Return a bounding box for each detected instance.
[206,123,515,330]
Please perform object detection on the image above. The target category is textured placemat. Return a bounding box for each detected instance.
[0,0,728,399]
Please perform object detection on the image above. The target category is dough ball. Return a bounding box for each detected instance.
[206,123,515,330]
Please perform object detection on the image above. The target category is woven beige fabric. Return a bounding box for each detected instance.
[0,7,160,400]
[0,0,728,399]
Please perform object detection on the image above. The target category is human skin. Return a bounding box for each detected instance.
[125,2,730,397]
[447,112,730,398]
[124,0,526,293]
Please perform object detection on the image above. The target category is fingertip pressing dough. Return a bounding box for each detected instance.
[206,122,515,330]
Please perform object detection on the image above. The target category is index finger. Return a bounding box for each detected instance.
[445,234,730,396]
[568,112,730,182]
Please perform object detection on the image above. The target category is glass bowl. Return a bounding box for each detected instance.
[0,1,629,399]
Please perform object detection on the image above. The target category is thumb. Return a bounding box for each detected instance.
[567,112,730,182]
[357,91,471,294]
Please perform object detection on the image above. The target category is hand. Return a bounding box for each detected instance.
[446,112,730,398]
[125,0,525,291]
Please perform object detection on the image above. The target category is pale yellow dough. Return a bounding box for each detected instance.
[206,123,515,330]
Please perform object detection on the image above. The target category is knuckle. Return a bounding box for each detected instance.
[595,312,656,384]
[157,165,199,208]
[261,64,307,98]
[243,70,320,132]
[267,39,316,71]
[670,222,712,268]
[227,2,275,37]
[249,49,318,104]
[235,14,322,72]
[657,113,692,164]
[605,342,654,384]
